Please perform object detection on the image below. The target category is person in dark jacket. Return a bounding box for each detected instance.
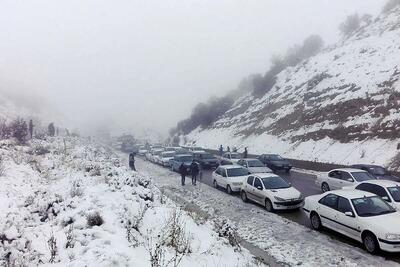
[129,152,136,171]
[219,145,223,156]
[190,160,199,186]
[227,146,231,153]
[179,163,187,186]
[243,147,248,158]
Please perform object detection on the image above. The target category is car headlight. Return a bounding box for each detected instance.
[386,234,400,240]
[274,196,286,202]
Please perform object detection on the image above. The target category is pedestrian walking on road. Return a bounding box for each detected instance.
[243,147,248,158]
[129,152,137,171]
[190,160,199,186]
[227,146,231,153]
[179,163,187,186]
[233,147,238,153]
[219,145,223,156]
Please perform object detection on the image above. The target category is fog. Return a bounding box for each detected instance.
[0,0,385,138]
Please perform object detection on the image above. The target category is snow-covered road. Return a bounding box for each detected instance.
[135,157,400,267]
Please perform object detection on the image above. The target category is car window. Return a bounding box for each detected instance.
[227,168,249,177]
[370,185,391,202]
[341,172,354,182]
[248,160,264,167]
[352,196,395,217]
[337,197,353,213]
[247,176,254,186]
[221,170,227,177]
[388,187,400,202]
[351,172,376,182]
[262,176,290,189]
[319,194,339,210]
[254,178,263,189]
[328,171,340,179]
[215,168,221,175]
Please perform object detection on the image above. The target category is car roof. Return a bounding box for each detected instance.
[352,164,383,168]
[253,173,281,179]
[330,168,367,173]
[328,189,376,199]
[219,165,246,170]
[176,154,192,157]
[358,179,400,187]
[243,158,259,161]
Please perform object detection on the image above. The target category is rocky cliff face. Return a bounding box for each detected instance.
[186,7,400,169]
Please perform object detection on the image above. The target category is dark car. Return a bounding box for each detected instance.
[193,152,219,169]
[351,164,399,181]
[258,154,292,173]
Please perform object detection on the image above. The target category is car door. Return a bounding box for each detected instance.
[340,171,355,188]
[317,194,340,230]
[245,176,257,201]
[327,171,342,190]
[252,177,265,204]
[214,167,223,185]
[335,196,360,240]
[220,169,228,188]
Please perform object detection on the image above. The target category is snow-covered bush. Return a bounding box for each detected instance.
[214,219,241,251]
[86,211,104,227]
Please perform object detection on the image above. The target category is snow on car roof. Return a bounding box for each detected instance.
[331,168,368,173]
[243,158,259,161]
[220,165,246,169]
[358,179,400,187]
[330,189,376,199]
[253,173,280,179]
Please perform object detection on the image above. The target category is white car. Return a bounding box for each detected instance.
[303,189,400,253]
[240,173,303,212]
[159,151,175,167]
[150,149,164,163]
[316,168,376,193]
[222,152,242,164]
[138,147,148,156]
[237,158,272,174]
[212,165,250,194]
[344,180,400,210]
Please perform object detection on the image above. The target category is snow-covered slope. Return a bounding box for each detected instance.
[187,8,400,169]
[0,137,259,266]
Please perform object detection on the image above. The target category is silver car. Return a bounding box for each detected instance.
[237,158,272,174]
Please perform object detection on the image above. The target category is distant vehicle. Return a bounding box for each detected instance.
[237,158,273,174]
[193,152,219,169]
[351,164,399,181]
[138,146,148,156]
[150,149,164,163]
[212,165,250,194]
[344,180,400,210]
[240,173,303,212]
[170,154,193,172]
[258,154,292,173]
[160,151,175,167]
[218,158,234,166]
[222,152,242,164]
[174,148,190,156]
[316,168,376,193]
[189,146,206,153]
[303,190,400,254]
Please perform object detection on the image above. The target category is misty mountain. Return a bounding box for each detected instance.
[182,6,400,169]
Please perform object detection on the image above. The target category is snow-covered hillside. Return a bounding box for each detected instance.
[0,137,259,266]
[187,7,400,169]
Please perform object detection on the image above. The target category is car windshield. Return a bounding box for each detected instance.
[351,172,376,182]
[388,187,400,202]
[369,167,386,176]
[262,176,290,189]
[162,153,175,158]
[351,196,396,217]
[179,156,192,162]
[230,153,241,159]
[248,160,264,167]
[200,153,215,159]
[268,155,283,161]
[226,168,249,177]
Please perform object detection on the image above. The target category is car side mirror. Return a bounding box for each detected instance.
[347,178,354,182]
[344,211,355,218]
[256,186,263,190]
[382,196,390,202]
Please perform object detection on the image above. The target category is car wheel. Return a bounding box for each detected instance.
[265,198,274,212]
[310,212,322,230]
[241,191,248,202]
[321,182,330,193]
[213,180,218,189]
[363,232,379,254]
[227,185,232,195]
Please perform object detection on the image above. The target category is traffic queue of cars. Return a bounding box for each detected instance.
[140,144,400,254]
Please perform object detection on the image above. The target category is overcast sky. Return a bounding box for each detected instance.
[0,0,386,137]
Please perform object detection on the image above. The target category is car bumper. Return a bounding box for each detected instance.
[229,184,243,192]
[273,199,304,210]
[378,239,400,252]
